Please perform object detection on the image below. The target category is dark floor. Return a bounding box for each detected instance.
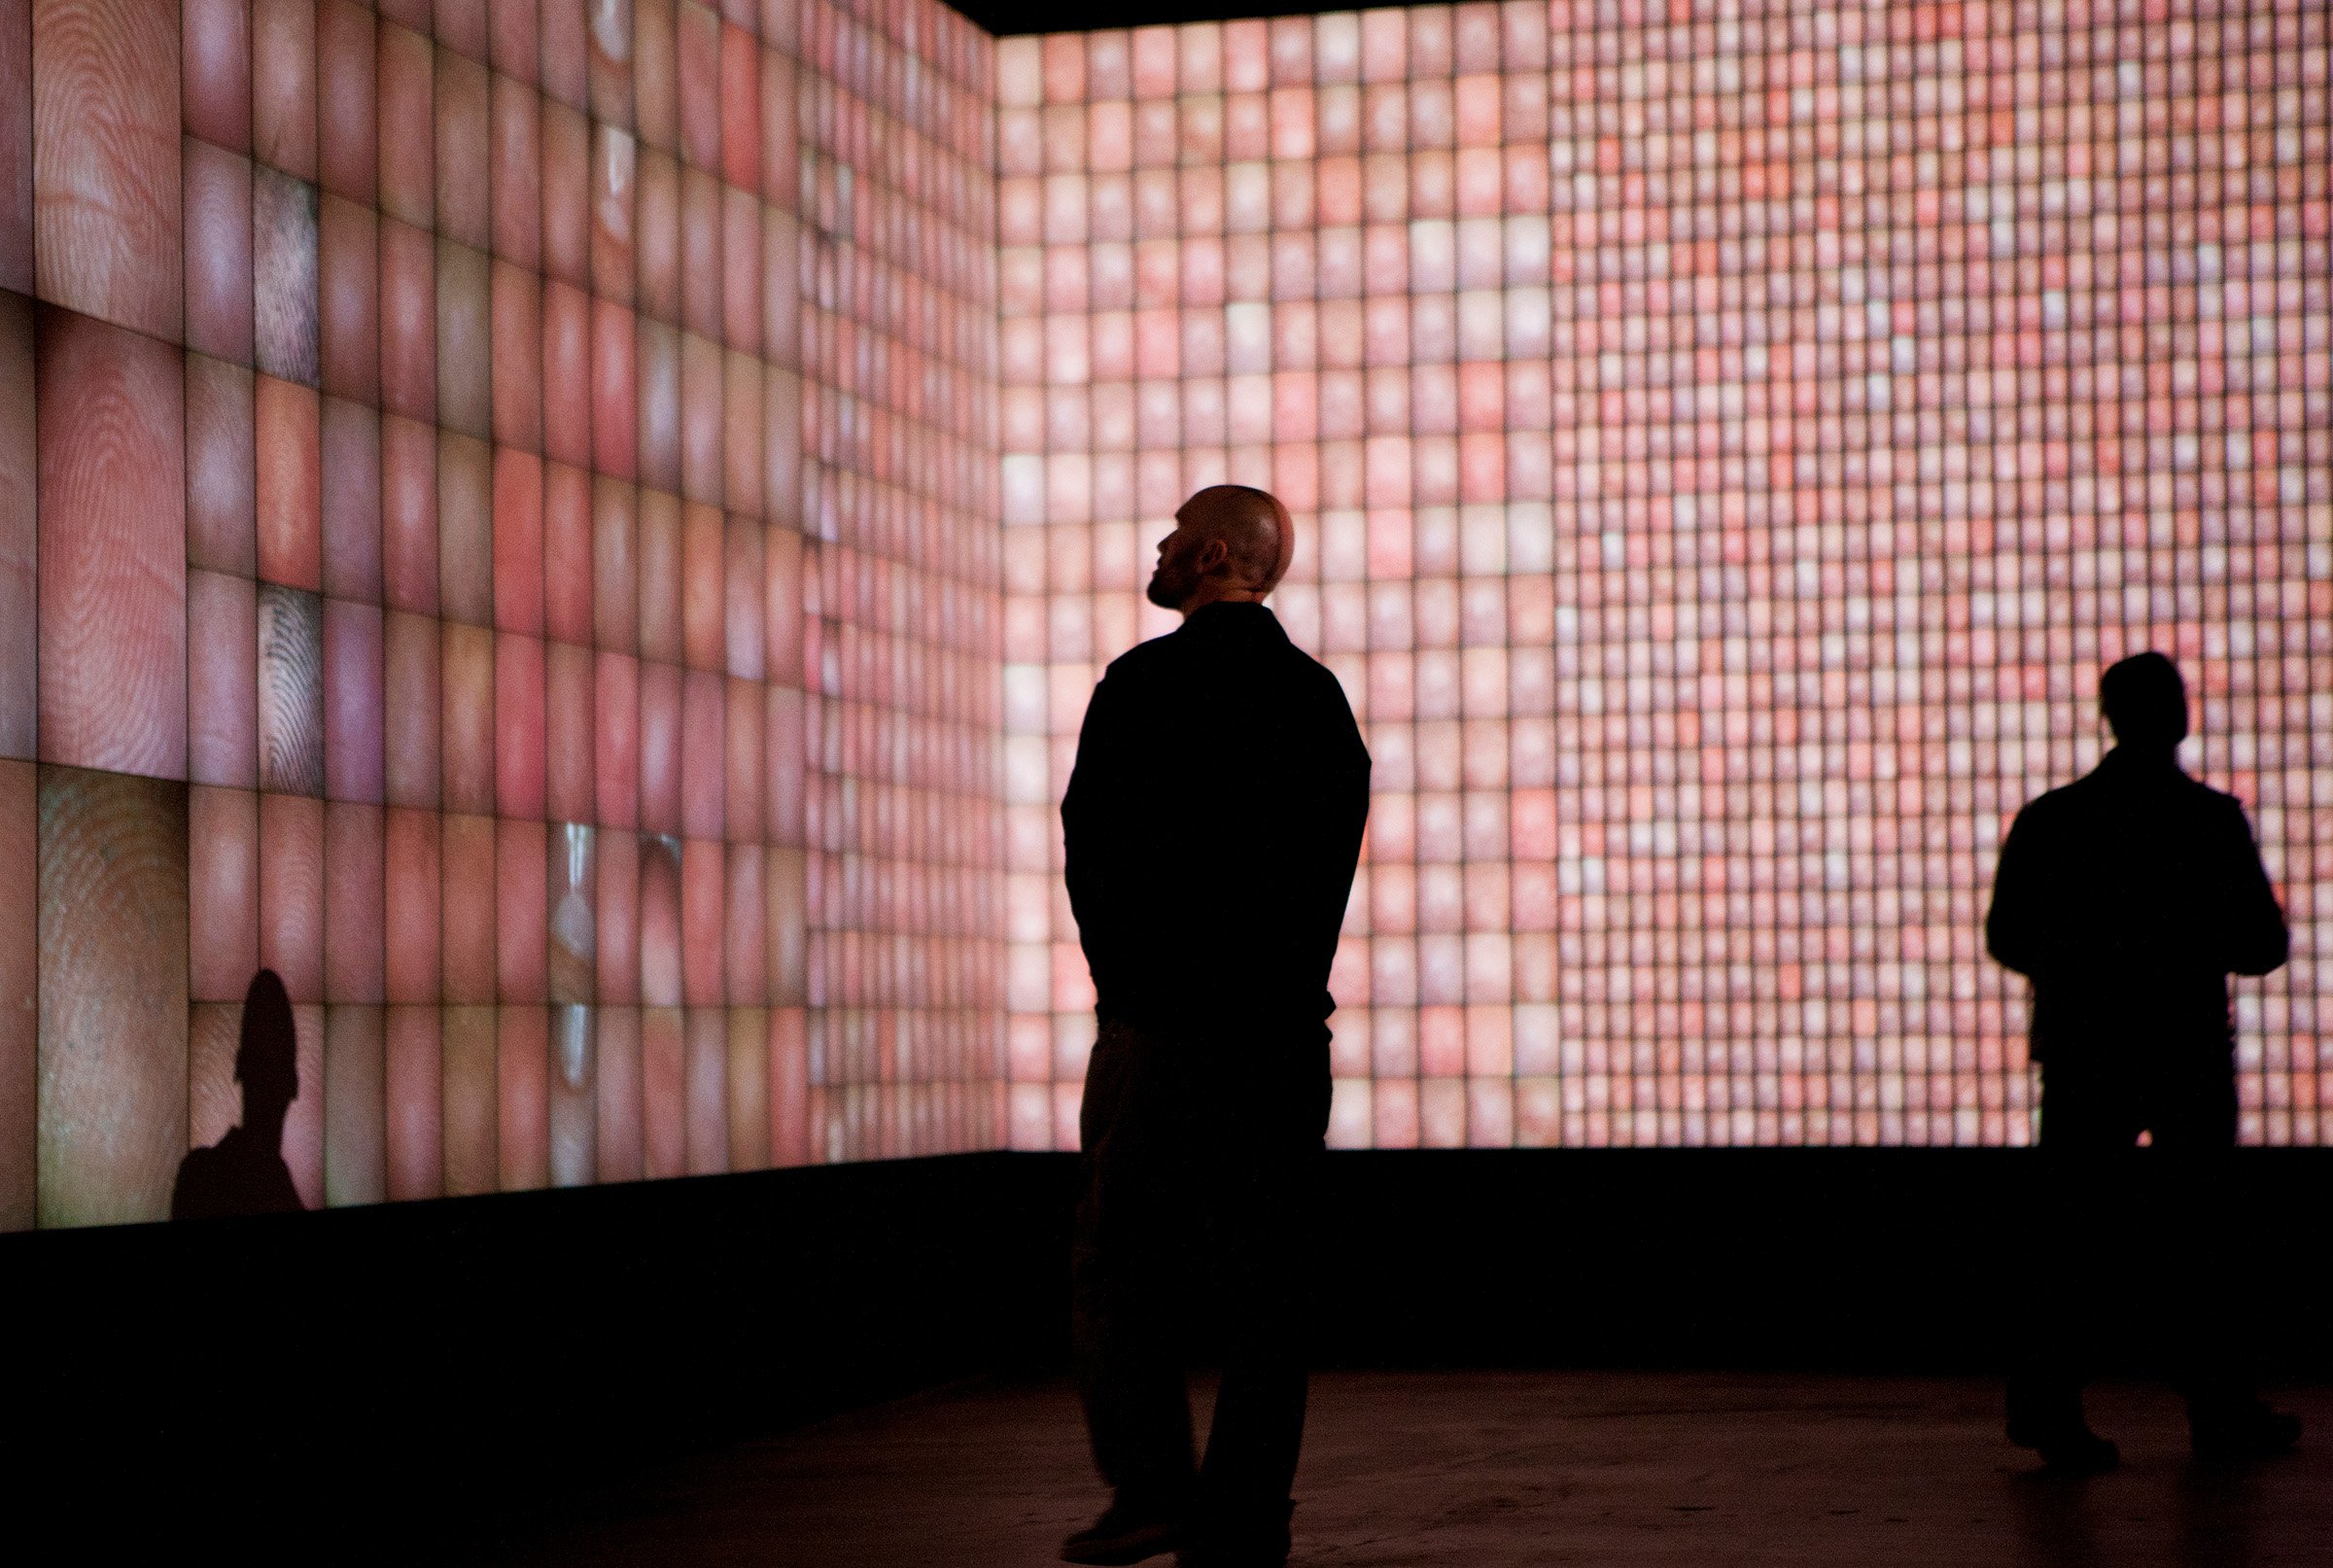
[442,1372,2332,1566]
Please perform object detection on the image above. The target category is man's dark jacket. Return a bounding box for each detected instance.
[1986,748,2286,1067]
[1062,602,1371,1037]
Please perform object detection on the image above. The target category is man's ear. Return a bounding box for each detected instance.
[1197,537,1232,575]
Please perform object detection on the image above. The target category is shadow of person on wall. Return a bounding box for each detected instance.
[172,969,305,1221]
[1986,651,2297,1475]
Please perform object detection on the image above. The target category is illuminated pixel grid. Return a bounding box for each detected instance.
[994,6,2332,1152]
[3,1,2330,1231]
[0,0,1002,1230]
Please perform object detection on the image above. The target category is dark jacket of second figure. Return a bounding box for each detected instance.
[1062,601,1371,1040]
[1986,747,2287,1068]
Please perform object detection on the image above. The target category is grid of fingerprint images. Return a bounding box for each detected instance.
[4,2,2331,1231]
[0,0,1003,1231]
[996,5,2331,1154]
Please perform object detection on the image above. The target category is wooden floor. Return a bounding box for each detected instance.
[442,1371,2333,1566]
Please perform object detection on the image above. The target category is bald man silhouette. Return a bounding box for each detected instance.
[1061,487,1370,1568]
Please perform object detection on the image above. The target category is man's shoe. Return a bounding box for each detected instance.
[2191,1401,2302,1461]
[1062,1504,1184,1566]
[2009,1412,2120,1475]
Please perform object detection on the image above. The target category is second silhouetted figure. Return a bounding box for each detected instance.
[1060,486,1370,1568]
[1987,651,2296,1472]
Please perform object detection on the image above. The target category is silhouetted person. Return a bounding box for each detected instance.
[1987,652,2296,1472]
[1060,486,1370,1568]
[172,969,303,1220]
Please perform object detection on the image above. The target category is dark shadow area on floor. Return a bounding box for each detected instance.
[9,1149,2333,1559]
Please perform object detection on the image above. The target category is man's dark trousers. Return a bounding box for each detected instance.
[1071,1017,1332,1540]
[2013,1042,2250,1423]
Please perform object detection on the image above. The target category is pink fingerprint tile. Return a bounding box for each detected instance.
[0,296,27,758]
[322,1004,385,1204]
[440,1005,495,1196]
[378,217,436,423]
[375,17,433,229]
[541,279,590,470]
[252,0,316,179]
[255,372,323,589]
[253,164,319,386]
[260,790,325,1002]
[36,307,186,779]
[680,668,723,841]
[640,1004,682,1177]
[435,238,491,439]
[594,825,639,1004]
[756,50,793,209]
[541,0,587,108]
[541,98,589,288]
[721,675,760,844]
[323,596,384,803]
[495,631,547,819]
[541,642,593,828]
[681,1006,725,1174]
[34,0,182,340]
[636,316,680,490]
[594,649,639,828]
[591,476,638,650]
[319,397,381,604]
[382,805,438,1002]
[767,1007,806,1166]
[679,835,722,1005]
[492,447,545,634]
[187,570,259,788]
[182,0,252,154]
[721,353,760,519]
[637,660,681,836]
[380,417,437,614]
[433,45,489,248]
[318,195,379,406]
[679,501,723,670]
[713,22,756,192]
[383,1004,441,1200]
[487,0,535,80]
[438,620,495,815]
[591,298,638,477]
[439,813,496,1003]
[183,138,255,366]
[679,167,719,342]
[316,0,375,202]
[497,1004,549,1191]
[635,145,679,321]
[679,329,722,504]
[491,261,543,452]
[497,818,548,1001]
[674,0,717,169]
[325,800,384,1001]
[490,70,540,269]
[635,490,681,662]
[435,430,492,624]
[183,356,256,583]
[541,460,592,644]
[189,784,261,1003]
[638,833,680,1005]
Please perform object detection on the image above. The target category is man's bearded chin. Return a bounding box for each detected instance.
[1144,569,1183,610]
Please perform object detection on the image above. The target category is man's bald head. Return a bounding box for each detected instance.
[1146,485,1295,614]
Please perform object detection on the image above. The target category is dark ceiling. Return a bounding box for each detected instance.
[953,1,1329,38]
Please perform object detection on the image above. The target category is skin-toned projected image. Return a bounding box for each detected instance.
[5,0,1004,1229]
[992,7,2331,1153]
[3,1,2329,1228]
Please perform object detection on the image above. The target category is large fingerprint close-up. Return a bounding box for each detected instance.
[1,0,2327,1231]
